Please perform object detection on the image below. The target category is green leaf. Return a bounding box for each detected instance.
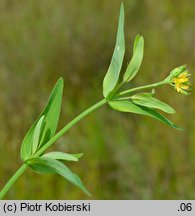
[131,93,176,114]
[27,158,55,174]
[27,157,91,196]
[32,115,45,154]
[109,100,181,130]
[42,151,83,162]
[123,34,144,82]
[20,78,64,161]
[103,3,125,98]
[133,34,140,53]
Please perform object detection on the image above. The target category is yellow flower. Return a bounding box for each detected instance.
[172,71,190,94]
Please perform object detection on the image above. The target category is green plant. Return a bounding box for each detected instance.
[0,3,191,199]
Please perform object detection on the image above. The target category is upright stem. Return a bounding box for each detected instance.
[0,164,28,199]
[34,98,107,157]
[0,98,107,199]
[0,80,170,199]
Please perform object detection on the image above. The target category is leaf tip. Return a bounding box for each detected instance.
[58,77,64,86]
[120,2,124,10]
[84,189,92,197]
[119,2,125,22]
[170,109,176,114]
[77,153,84,159]
[175,126,183,131]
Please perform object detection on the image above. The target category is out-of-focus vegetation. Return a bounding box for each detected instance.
[0,0,195,199]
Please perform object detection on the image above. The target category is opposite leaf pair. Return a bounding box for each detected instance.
[103,4,144,99]
[20,78,64,161]
[20,78,90,196]
[27,152,90,196]
[103,3,182,130]
[0,2,191,200]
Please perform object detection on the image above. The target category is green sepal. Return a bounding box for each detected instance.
[165,65,187,82]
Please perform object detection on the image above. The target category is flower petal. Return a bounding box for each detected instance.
[180,84,189,90]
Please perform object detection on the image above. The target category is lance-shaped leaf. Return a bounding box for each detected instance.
[27,157,91,196]
[131,93,176,114]
[123,34,144,82]
[42,151,83,162]
[20,78,64,161]
[109,100,181,130]
[103,3,125,98]
[32,115,45,154]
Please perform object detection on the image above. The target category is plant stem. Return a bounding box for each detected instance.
[0,81,169,199]
[0,98,107,199]
[0,164,28,199]
[118,80,169,96]
[34,98,107,157]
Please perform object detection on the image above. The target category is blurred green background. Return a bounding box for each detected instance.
[0,0,195,199]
